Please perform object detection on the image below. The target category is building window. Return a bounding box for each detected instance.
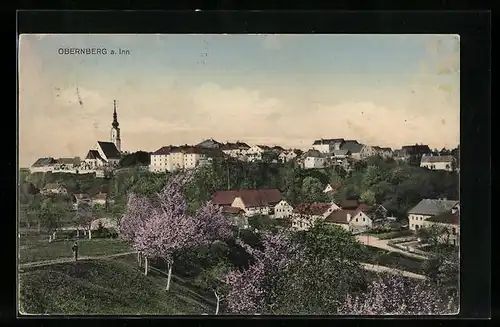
[363,218,365,222]
[411,224,414,228]
[355,218,358,222]
[452,228,456,235]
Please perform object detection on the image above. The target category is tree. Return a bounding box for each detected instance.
[223,230,305,314]
[301,176,325,203]
[125,172,232,292]
[359,190,376,205]
[75,201,94,239]
[119,151,151,167]
[39,197,71,242]
[339,273,458,315]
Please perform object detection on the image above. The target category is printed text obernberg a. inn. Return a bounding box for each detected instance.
[58,48,108,55]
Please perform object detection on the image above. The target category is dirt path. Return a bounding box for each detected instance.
[18,251,137,270]
[359,262,426,280]
[356,235,428,260]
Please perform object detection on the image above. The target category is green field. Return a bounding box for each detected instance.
[19,236,131,264]
[19,256,216,315]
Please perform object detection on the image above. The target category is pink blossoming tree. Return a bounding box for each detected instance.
[338,273,458,315]
[120,171,233,292]
[223,230,306,314]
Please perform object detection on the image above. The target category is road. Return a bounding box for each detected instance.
[18,251,137,270]
[19,251,427,281]
[356,234,428,260]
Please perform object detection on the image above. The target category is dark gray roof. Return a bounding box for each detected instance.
[303,149,325,158]
[332,149,350,156]
[31,157,57,167]
[196,138,222,149]
[313,138,345,145]
[57,157,78,165]
[340,140,363,153]
[421,155,454,163]
[408,199,459,216]
[401,144,431,155]
[97,141,121,159]
[85,150,104,161]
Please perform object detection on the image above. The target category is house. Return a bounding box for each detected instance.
[323,183,342,193]
[72,193,92,210]
[302,149,327,169]
[196,138,223,149]
[325,203,388,233]
[377,147,393,158]
[30,157,58,173]
[420,154,455,171]
[340,140,364,160]
[149,145,219,173]
[279,149,303,163]
[55,157,79,170]
[422,205,460,246]
[291,202,340,230]
[41,183,68,196]
[273,200,294,218]
[398,144,432,163]
[312,138,345,154]
[245,145,272,162]
[408,198,459,231]
[221,142,251,160]
[211,188,283,217]
[360,145,379,159]
[96,141,122,166]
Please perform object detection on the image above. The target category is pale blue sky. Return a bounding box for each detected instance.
[19,34,459,167]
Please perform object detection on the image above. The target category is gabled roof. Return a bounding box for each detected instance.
[57,157,77,165]
[85,150,104,161]
[221,142,251,150]
[196,138,222,149]
[212,189,282,207]
[325,209,357,224]
[332,149,350,156]
[256,145,272,150]
[153,146,178,155]
[73,193,91,201]
[401,144,432,155]
[97,141,121,159]
[292,202,333,215]
[272,145,285,151]
[313,138,345,145]
[339,199,359,210]
[340,140,363,153]
[426,210,459,225]
[303,149,325,158]
[31,157,57,167]
[408,199,459,216]
[421,155,454,163]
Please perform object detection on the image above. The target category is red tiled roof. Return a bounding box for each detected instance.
[292,202,333,215]
[222,206,245,214]
[325,209,357,224]
[339,199,359,209]
[356,203,374,212]
[212,189,282,207]
[426,210,460,225]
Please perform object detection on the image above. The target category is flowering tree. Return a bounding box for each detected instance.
[121,171,233,291]
[119,193,156,271]
[338,273,458,315]
[223,230,306,314]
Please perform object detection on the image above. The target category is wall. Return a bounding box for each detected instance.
[274,201,293,218]
[408,214,433,231]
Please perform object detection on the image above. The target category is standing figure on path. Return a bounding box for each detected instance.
[72,241,79,261]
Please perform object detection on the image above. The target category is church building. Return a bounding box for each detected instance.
[83,100,123,169]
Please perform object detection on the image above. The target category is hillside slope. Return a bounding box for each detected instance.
[19,258,215,315]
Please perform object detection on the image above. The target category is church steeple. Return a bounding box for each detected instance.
[110,100,121,152]
[112,100,119,129]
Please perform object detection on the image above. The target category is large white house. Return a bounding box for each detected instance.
[273,200,294,218]
[30,157,58,173]
[211,188,283,217]
[312,138,345,154]
[420,154,455,171]
[339,140,364,160]
[278,149,302,163]
[245,145,272,162]
[302,149,327,169]
[407,198,459,231]
[149,145,216,173]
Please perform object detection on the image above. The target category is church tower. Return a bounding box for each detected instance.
[110,100,121,152]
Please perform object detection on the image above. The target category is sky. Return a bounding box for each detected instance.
[18,34,460,167]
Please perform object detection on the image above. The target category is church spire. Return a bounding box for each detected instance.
[112,100,119,128]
